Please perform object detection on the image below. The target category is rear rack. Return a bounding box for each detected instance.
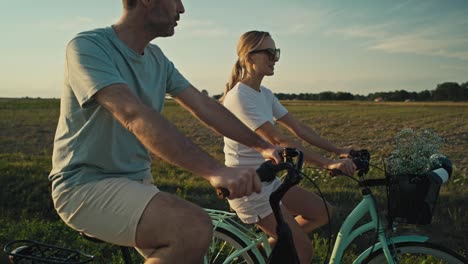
[4,240,94,263]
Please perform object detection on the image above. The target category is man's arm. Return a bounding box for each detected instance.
[174,86,282,164]
[94,83,261,198]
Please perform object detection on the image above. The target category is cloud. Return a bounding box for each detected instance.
[325,23,392,39]
[177,19,228,37]
[76,16,93,24]
[272,7,329,36]
[327,19,468,60]
[440,64,468,72]
[369,33,468,60]
[320,0,468,61]
[38,15,121,33]
[37,16,96,31]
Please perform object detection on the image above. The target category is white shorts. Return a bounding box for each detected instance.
[52,177,160,257]
[228,176,282,224]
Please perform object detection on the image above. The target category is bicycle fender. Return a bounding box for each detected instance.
[352,236,429,264]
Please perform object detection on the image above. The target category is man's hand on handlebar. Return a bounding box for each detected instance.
[209,167,262,199]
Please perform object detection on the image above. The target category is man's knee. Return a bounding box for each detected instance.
[136,194,213,261]
[187,207,213,245]
[136,193,212,249]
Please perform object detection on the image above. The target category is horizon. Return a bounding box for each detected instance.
[1,1,468,98]
[1,84,463,100]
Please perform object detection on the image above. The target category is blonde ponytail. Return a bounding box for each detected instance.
[220,60,243,103]
[220,31,270,103]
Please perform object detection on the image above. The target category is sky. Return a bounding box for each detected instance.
[1,0,467,98]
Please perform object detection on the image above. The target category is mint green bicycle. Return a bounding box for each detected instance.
[204,148,467,264]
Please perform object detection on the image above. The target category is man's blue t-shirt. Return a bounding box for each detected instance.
[49,26,190,194]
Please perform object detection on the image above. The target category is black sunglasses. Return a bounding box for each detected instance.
[249,48,280,61]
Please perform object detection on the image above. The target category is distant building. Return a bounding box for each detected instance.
[374,97,383,102]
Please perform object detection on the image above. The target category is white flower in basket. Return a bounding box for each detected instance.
[385,128,451,225]
[386,128,444,177]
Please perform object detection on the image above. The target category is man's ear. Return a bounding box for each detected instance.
[140,0,151,8]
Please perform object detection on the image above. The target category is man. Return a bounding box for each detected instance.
[49,0,281,263]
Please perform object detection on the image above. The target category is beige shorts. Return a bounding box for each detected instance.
[52,177,160,257]
[228,176,282,224]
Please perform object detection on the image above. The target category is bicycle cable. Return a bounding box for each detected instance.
[301,162,387,264]
[299,170,333,264]
[335,162,387,262]
[278,168,332,263]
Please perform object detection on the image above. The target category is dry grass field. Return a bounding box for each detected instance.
[0,98,467,263]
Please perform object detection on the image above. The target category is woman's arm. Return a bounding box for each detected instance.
[174,86,282,164]
[277,113,352,156]
[255,119,355,175]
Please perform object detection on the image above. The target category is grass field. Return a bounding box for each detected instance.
[0,98,467,263]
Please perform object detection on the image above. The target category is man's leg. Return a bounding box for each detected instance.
[53,178,213,264]
[136,192,213,264]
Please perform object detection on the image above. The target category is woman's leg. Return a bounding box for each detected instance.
[256,206,313,264]
[255,186,332,263]
[282,185,334,233]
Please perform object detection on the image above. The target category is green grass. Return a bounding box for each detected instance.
[0,98,467,263]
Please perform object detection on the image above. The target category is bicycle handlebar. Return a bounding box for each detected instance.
[216,148,302,199]
[329,149,371,177]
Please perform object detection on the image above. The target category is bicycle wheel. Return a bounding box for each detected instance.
[205,227,261,264]
[363,241,467,264]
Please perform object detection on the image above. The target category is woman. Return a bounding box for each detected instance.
[221,31,356,263]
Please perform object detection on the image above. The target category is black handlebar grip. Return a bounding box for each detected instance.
[217,159,288,199]
[328,169,342,177]
[216,148,302,199]
[256,160,278,182]
[329,149,371,176]
[216,188,229,199]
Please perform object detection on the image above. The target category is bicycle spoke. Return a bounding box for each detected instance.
[206,227,259,264]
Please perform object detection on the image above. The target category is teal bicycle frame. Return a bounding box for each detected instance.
[205,148,462,264]
[207,209,270,263]
[330,192,429,264]
[206,191,430,264]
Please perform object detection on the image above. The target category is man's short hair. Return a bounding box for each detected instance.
[122,0,138,9]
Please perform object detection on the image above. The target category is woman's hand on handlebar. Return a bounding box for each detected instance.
[209,167,262,199]
[259,145,283,165]
[336,146,354,159]
[327,158,356,176]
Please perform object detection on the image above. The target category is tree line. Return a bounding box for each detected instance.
[212,82,468,101]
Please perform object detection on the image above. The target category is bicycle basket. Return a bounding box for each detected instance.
[387,173,442,225]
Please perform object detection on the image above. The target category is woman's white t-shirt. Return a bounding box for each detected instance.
[222,82,288,223]
[223,82,288,167]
